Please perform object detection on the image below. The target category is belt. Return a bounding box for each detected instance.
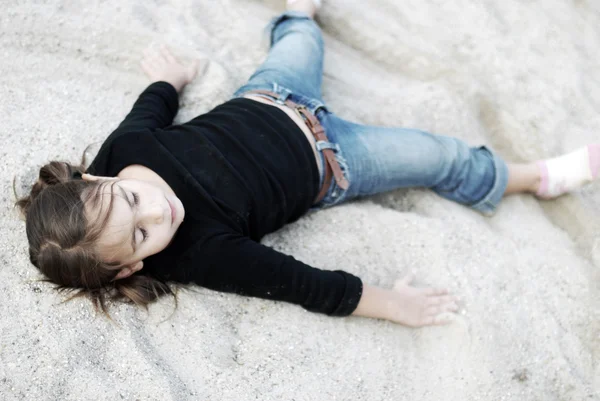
[244,90,349,203]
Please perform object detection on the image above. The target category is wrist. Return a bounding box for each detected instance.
[162,77,186,93]
[352,284,397,321]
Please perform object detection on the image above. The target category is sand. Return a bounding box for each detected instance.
[1,0,599,400]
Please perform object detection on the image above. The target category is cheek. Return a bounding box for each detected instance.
[157,225,175,243]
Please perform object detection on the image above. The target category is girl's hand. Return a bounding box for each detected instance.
[352,275,459,327]
[140,45,205,93]
[389,275,459,327]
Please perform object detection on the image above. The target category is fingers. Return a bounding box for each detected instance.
[81,174,117,182]
[421,292,460,327]
[143,46,162,66]
[393,276,448,296]
[140,59,153,78]
[81,173,97,181]
[142,45,178,66]
[426,295,457,306]
[425,291,459,317]
[423,287,449,296]
[160,45,178,64]
[421,314,454,326]
[420,304,458,327]
[141,47,162,79]
[425,301,459,315]
[390,276,461,328]
[187,59,201,81]
[141,45,184,82]
[393,273,414,290]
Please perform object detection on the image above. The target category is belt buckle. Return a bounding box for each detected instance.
[294,105,309,122]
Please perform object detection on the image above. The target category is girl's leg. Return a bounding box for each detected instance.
[504,144,600,197]
[233,4,325,101]
[286,0,319,18]
[316,113,509,214]
[505,163,541,195]
[316,113,600,212]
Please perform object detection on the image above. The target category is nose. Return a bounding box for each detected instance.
[141,203,165,224]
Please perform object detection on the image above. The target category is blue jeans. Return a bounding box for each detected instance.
[234,11,509,214]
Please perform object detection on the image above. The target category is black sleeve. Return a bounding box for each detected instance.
[115,81,179,132]
[181,232,363,316]
[87,82,179,175]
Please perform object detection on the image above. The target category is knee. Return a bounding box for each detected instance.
[432,143,496,202]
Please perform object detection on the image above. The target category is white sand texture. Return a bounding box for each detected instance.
[2,0,600,400]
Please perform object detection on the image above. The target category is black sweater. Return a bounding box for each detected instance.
[87,82,363,316]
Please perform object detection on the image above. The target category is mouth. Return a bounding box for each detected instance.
[167,198,176,225]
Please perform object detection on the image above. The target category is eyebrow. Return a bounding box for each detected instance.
[116,184,136,255]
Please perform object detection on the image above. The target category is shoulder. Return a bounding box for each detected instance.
[86,129,158,176]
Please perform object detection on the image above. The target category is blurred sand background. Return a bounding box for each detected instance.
[1,0,599,400]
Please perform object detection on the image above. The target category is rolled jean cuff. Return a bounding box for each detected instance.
[470,146,509,215]
[266,10,316,45]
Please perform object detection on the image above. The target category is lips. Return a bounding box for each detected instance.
[167,198,176,225]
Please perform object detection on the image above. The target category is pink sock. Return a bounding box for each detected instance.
[589,143,600,178]
[536,144,600,199]
[536,160,550,196]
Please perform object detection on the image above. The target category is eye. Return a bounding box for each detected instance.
[139,227,148,242]
[132,192,140,206]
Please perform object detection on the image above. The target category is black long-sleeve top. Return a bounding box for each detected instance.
[87,82,363,316]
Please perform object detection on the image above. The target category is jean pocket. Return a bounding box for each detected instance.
[314,143,351,209]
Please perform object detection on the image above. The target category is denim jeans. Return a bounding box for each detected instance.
[234,11,509,214]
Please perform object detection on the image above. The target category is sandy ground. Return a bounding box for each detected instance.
[1,0,599,400]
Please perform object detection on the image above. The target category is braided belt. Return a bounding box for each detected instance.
[245,90,349,203]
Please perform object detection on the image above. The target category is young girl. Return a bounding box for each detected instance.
[16,0,599,328]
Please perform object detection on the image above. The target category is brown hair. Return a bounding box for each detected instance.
[15,160,174,314]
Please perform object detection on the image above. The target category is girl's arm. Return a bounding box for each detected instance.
[114,46,205,134]
[352,278,458,327]
[180,227,458,326]
[140,45,204,94]
[183,230,362,316]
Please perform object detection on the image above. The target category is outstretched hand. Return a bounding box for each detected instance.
[352,275,459,327]
[140,45,206,93]
[390,274,459,327]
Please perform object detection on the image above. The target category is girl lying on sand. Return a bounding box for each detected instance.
[16,0,599,327]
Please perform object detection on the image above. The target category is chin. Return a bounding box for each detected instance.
[176,198,186,223]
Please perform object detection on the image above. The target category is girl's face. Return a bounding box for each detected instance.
[86,177,185,269]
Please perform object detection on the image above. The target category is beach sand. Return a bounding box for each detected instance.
[1,0,599,400]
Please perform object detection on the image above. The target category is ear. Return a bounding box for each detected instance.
[81,173,118,182]
[113,261,144,281]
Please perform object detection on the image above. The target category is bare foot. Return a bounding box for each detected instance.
[286,0,319,18]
